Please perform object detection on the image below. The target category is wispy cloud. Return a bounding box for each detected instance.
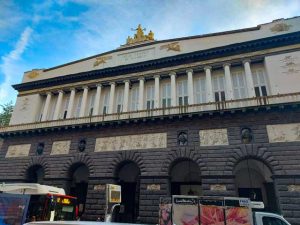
[0,27,33,103]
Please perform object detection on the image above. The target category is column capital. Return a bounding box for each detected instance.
[186,69,193,74]
[58,90,64,94]
[154,75,160,79]
[109,82,115,86]
[96,83,102,88]
[204,66,212,71]
[124,79,130,84]
[169,72,176,77]
[138,76,145,81]
[46,91,52,95]
[242,59,251,64]
[82,86,89,90]
[223,63,231,68]
[70,87,76,91]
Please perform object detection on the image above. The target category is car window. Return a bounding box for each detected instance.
[262,216,288,225]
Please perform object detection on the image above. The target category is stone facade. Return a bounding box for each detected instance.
[1,106,300,224]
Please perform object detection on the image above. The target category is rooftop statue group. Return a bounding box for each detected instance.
[126,24,154,45]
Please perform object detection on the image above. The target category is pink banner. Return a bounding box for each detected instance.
[200,205,225,225]
[225,207,251,225]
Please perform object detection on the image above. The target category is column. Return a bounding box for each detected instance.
[41,92,52,121]
[170,72,177,107]
[205,66,214,102]
[66,88,76,119]
[53,90,64,120]
[123,80,130,112]
[154,75,160,108]
[93,84,102,115]
[79,86,88,117]
[187,69,194,105]
[223,63,234,100]
[108,82,116,114]
[243,59,256,98]
[138,78,144,111]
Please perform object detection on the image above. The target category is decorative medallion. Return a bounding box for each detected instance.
[177,131,188,146]
[78,138,86,152]
[270,23,292,33]
[160,42,181,52]
[93,55,112,67]
[27,71,39,79]
[125,24,154,46]
[36,142,45,155]
[241,127,253,144]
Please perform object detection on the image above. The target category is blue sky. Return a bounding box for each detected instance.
[1,0,300,107]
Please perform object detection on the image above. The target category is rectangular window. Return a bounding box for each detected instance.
[89,92,96,116]
[102,92,110,114]
[75,95,82,117]
[130,87,139,111]
[212,74,226,102]
[162,83,171,108]
[116,89,124,113]
[177,80,188,106]
[146,85,155,110]
[252,69,268,97]
[62,96,70,119]
[194,76,206,104]
[231,71,247,99]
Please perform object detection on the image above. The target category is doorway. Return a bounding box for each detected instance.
[234,159,279,212]
[68,163,89,218]
[115,161,140,223]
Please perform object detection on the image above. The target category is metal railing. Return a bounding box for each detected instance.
[1,92,300,133]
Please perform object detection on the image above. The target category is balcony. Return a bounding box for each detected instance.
[1,92,300,135]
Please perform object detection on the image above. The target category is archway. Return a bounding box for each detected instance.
[169,159,202,196]
[234,159,279,212]
[26,165,44,184]
[68,163,89,218]
[115,161,140,223]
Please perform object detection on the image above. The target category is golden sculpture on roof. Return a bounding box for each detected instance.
[126,24,154,45]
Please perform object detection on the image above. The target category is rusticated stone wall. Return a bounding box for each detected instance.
[1,106,300,224]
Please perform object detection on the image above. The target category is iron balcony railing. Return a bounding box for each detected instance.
[1,92,300,133]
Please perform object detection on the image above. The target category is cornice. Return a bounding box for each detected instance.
[13,31,300,92]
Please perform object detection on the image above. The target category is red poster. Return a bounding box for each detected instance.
[225,207,251,225]
[200,205,225,225]
[159,203,172,225]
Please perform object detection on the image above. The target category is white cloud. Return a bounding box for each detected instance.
[0,27,33,104]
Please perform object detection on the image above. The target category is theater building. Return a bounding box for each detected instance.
[1,17,300,224]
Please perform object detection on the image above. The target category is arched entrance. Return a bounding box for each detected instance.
[234,159,279,212]
[68,163,89,218]
[170,159,202,196]
[115,161,140,223]
[26,165,44,184]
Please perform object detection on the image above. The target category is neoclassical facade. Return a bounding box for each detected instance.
[1,18,300,224]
